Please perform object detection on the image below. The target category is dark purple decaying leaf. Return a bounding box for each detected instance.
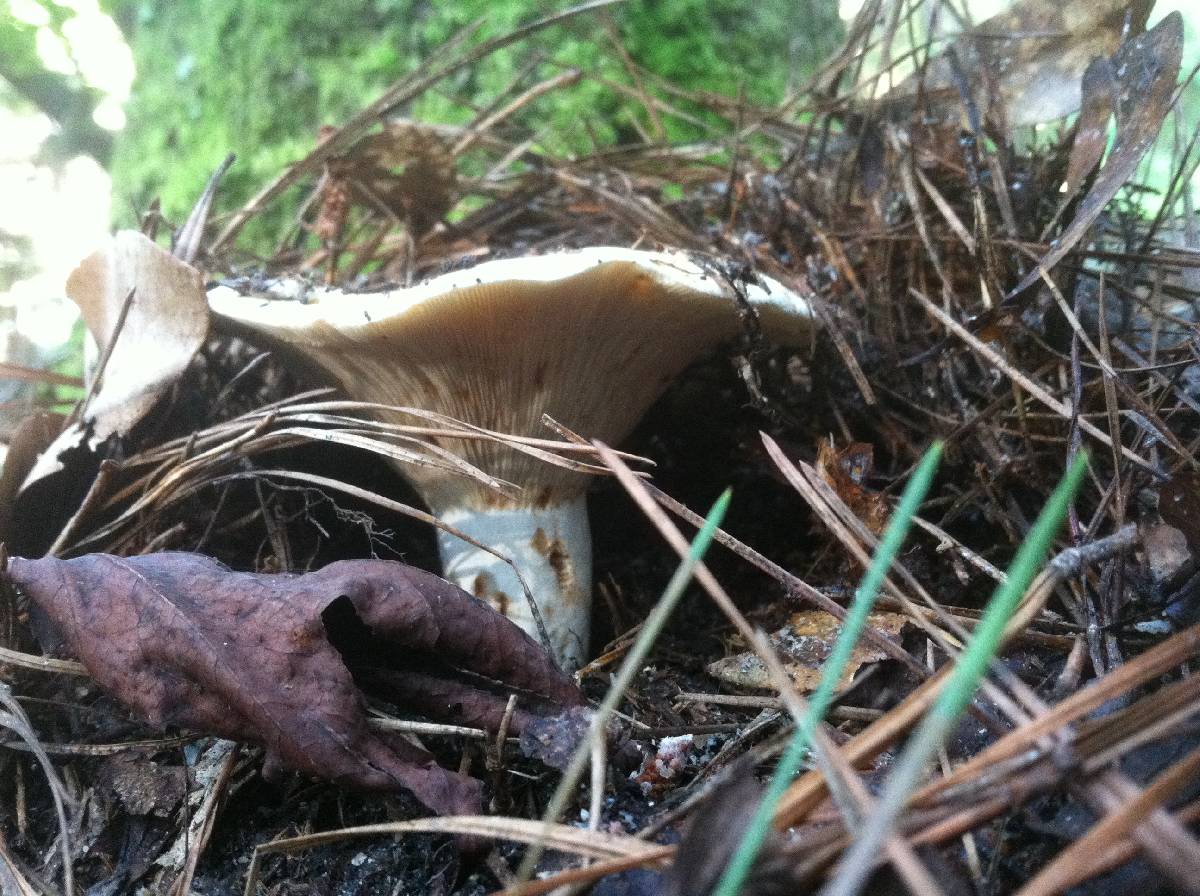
[3,552,584,817]
[359,668,592,771]
[1008,12,1184,299]
[518,705,597,771]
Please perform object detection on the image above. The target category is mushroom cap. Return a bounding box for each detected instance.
[210,247,814,512]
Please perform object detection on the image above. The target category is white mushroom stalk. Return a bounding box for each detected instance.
[210,247,814,669]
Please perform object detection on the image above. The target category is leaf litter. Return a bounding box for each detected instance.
[2,0,1200,893]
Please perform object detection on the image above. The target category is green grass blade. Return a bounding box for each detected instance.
[712,441,945,896]
[515,488,732,883]
[822,451,1090,896]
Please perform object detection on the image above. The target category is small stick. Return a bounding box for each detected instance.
[489,695,519,812]
[452,69,582,156]
[68,287,137,428]
[46,459,120,557]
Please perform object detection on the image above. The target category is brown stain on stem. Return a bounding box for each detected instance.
[473,572,510,617]
[530,527,577,603]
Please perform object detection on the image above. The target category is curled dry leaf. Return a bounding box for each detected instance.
[66,231,209,440]
[883,0,1152,127]
[25,232,210,488]
[1008,12,1184,298]
[316,120,457,245]
[0,412,63,545]
[815,438,888,535]
[3,552,585,817]
[708,610,908,692]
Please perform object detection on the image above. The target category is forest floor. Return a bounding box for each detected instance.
[3,3,1200,895]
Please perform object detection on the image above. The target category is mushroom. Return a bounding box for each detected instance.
[209,247,813,668]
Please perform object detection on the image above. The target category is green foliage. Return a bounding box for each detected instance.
[0,0,112,165]
[107,0,842,238]
[0,228,36,291]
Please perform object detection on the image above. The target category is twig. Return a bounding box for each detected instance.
[68,287,136,428]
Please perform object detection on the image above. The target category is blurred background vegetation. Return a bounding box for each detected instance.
[0,0,1196,360]
[1,0,844,241]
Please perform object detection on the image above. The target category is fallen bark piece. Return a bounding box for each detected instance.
[3,552,584,817]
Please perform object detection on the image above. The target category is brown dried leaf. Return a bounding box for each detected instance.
[0,412,63,544]
[1009,12,1183,298]
[1064,56,1117,200]
[1147,470,1200,602]
[66,231,210,441]
[885,0,1152,127]
[707,610,908,692]
[815,439,888,535]
[1140,519,1193,593]
[1158,471,1200,558]
[660,760,793,896]
[95,750,186,818]
[4,552,584,816]
[325,121,457,235]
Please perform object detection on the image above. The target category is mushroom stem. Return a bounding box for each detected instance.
[435,496,592,670]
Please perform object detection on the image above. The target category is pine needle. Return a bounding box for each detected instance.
[712,440,944,896]
[822,452,1090,896]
